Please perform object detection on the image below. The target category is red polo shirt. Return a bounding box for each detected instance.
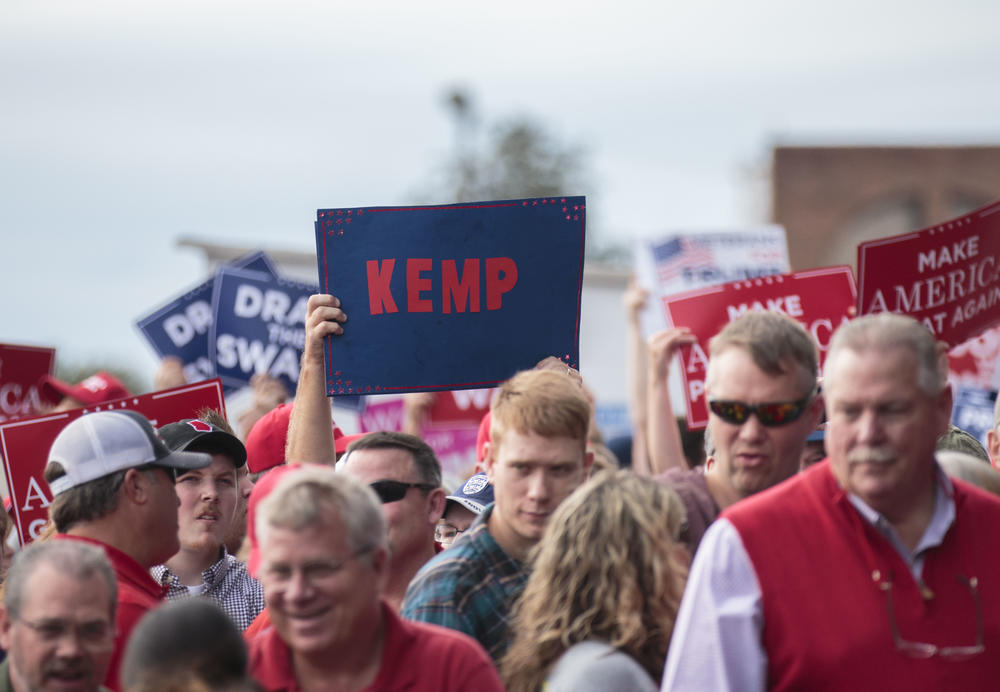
[55,534,166,692]
[248,601,503,692]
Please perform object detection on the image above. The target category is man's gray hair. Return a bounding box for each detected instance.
[4,540,117,619]
[255,466,387,556]
[827,313,946,395]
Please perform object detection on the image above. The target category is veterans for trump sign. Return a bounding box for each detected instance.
[858,199,1000,347]
[0,380,225,546]
[0,343,55,423]
[662,266,857,429]
[315,197,586,396]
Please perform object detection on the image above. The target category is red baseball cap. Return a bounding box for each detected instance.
[245,403,346,474]
[39,371,130,408]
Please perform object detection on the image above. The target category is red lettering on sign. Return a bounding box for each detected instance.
[407,259,434,313]
[366,260,399,315]
[442,259,481,314]
[485,257,518,311]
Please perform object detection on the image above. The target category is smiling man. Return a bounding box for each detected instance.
[654,312,823,554]
[0,541,117,692]
[401,368,593,662]
[248,466,502,692]
[662,313,1000,691]
[152,413,265,631]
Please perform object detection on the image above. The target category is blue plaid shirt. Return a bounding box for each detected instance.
[401,505,529,663]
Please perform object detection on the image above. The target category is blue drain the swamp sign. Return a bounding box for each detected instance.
[315,197,586,396]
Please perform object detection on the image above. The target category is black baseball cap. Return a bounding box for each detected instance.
[158,419,247,468]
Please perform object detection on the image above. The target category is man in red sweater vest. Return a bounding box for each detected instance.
[663,313,1000,691]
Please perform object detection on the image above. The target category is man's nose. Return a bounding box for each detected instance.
[855,410,884,444]
[737,412,767,441]
[526,471,551,501]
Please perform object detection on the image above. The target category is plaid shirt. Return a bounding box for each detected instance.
[401,505,529,663]
[152,549,265,631]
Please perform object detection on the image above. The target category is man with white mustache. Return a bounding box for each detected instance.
[662,313,1000,691]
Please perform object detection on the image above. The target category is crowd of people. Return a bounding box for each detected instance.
[2,288,1000,692]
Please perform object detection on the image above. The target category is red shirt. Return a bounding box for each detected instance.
[243,606,271,641]
[55,534,167,692]
[248,601,503,692]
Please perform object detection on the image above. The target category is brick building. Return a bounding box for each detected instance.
[772,146,1000,272]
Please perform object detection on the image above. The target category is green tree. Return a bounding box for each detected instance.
[437,87,587,202]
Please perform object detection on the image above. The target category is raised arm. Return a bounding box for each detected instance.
[645,327,697,475]
[623,278,651,473]
[285,294,346,466]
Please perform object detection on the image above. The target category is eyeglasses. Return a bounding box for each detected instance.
[879,574,984,660]
[18,616,116,649]
[708,388,816,427]
[263,546,374,591]
[434,523,466,546]
[369,479,437,504]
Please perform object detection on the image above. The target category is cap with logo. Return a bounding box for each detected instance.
[445,473,494,515]
[38,371,130,408]
[47,410,212,496]
[158,419,247,468]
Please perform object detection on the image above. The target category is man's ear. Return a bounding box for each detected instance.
[427,488,446,525]
[936,384,954,436]
[986,428,999,470]
[0,605,14,651]
[482,442,495,481]
[807,391,825,429]
[122,468,152,506]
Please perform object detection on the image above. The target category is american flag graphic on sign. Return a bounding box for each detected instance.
[653,237,716,283]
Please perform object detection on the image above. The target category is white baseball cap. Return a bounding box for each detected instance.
[47,410,211,496]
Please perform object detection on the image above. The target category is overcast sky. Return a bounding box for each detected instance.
[3,0,999,386]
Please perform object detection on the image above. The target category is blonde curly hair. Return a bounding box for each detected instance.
[501,469,688,691]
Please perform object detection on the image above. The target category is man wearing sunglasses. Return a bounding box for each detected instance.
[339,431,446,611]
[656,312,824,554]
[662,314,1000,690]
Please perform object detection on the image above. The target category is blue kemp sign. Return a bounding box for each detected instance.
[208,266,317,394]
[315,197,586,396]
[136,251,278,383]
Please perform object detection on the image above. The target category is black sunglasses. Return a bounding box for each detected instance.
[708,388,816,427]
[369,479,437,504]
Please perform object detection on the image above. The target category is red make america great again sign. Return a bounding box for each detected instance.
[858,199,1000,347]
[0,380,226,546]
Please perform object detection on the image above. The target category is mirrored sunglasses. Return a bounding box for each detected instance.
[708,389,816,427]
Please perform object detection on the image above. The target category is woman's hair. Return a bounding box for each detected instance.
[501,470,688,691]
